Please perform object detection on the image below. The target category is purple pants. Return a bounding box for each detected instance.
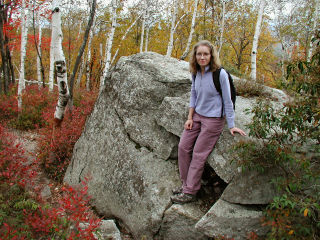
[178,112,225,195]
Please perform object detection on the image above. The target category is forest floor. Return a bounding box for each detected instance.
[8,128,134,240]
[9,128,65,210]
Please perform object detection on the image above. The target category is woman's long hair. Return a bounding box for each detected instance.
[189,40,221,75]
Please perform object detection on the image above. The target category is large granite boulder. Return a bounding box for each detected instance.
[64,52,288,239]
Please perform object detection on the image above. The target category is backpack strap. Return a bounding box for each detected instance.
[212,68,224,117]
[192,74,196,82]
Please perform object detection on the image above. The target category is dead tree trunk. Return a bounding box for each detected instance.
[68,0,96,108]
[0,4,9,94]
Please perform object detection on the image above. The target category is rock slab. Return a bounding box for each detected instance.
[195,199,269,240]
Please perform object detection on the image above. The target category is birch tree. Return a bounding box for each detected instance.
[100,0,117,91]
[166,0,178,57]
[180,0,198,60]
[307,0,319,62]
[274,1,296,81]
[140,0,147,53]
[18,0,28,110]
[36,11,42,88]
[250,0,266,82]
[32,1,46,89]
[52,0,70,125]
[48,25,55,91]
[111,15,141,65]
[144,16,150,51]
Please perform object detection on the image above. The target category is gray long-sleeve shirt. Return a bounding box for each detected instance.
[189,67,235,128]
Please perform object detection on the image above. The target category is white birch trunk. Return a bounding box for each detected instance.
[52,0,70,123]
[218,0,225,55]
[140,16,145,53]
[145,25,149,52]
[250,0,266,82]
[180,0,198,60]
[144,2,150,52]
[18,0,28,110]
[37,11,42,88]
[100,0,117,91]
[307,0,319,62]
[140,1,147,53]
[111,15,141,65]
[49,24,55,92]
[166,0,178,57]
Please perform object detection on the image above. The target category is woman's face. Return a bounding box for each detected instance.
[196,45,211,68]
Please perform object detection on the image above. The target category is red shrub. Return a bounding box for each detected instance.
[38,89,97,181]
[0,86,101,239]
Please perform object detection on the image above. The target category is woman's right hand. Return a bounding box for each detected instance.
[184,119,193,130]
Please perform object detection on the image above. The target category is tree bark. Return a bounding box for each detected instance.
[100,0,117,91]
[144,24,149,52]
[49,24,55,91]
[18,0,28,110]
[166,0,178,57]
[180,0,198,60]
[111,15,141,65]
[140,0,147,53]
[69,0,96,102]
[33,5,45,89]
[52,0,70,125]
[250,0,266,82]
[0,5,9,95]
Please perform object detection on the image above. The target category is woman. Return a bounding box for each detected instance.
[171,40,246,204]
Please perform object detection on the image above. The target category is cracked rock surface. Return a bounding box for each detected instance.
[64,52,287,239]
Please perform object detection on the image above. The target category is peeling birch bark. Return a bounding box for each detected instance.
[100,0,117,91]
[250,0,266,82]
[52,0,69,125]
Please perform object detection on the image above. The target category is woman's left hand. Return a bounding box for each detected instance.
[229,127,246,136]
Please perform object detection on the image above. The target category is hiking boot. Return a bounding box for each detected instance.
[171,193,196,204]
[172,187,183,195]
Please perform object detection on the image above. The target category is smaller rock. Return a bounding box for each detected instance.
[158,204,207,240]
[40,185,51,200]
[195,199,269,240]
[95,220,122,240]
[80,220,122,240]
